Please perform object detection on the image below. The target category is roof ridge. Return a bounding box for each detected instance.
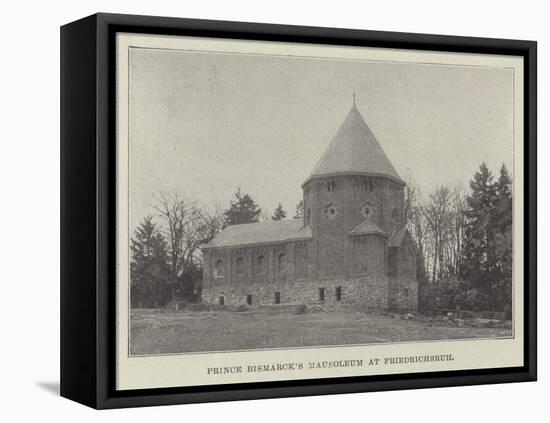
[349,219,387,237]
[205,220,311,249]
[224,219,299,228]
[388,225,409,247]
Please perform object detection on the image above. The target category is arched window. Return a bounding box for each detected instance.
[256,255,265,274]
[363,178,374,192]
[214,259,224,278]
[236,257,245,275]
[327,180,336,192]
[277,253,287,273]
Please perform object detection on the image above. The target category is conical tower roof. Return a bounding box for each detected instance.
[305,99,402,185]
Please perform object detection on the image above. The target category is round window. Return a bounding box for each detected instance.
[324,203,338,220]
[361,204,374,219]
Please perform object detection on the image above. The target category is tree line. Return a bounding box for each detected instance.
[407,163,513,315]
[131,163,513,314]
[130,189,302,308]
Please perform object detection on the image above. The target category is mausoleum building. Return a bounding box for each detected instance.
[202,99,418,310]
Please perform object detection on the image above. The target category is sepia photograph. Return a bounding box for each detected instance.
[125,39,515,357]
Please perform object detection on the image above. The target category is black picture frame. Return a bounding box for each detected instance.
[60,12,537,409]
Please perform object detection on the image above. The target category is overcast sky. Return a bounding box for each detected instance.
[129,47,514,228]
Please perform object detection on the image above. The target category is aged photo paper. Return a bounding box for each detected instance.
[116,33,524,390]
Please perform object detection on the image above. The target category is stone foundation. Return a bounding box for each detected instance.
[202,276,389,310]
[388,276,418,311]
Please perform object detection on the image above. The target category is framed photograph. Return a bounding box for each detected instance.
[60,13,537,409]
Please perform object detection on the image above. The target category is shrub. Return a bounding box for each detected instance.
[420,276,512,314]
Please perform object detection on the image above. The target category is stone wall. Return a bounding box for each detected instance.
[202,276,389,310]
[388,232,418,311]
[388,276,418,311]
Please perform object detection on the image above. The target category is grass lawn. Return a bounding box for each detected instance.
[129,308,512,355]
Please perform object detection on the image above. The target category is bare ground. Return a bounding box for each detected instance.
[129,308,512,355]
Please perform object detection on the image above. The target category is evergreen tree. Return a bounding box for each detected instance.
[459,163,514,312]
[130,216,170,308]
[494,164,513,232]
[461,163,498,287]
[294,200,304,219]
[271,203,287,220]
[493,164,513,314]
[223,188,262,226]
[493,226,513,314]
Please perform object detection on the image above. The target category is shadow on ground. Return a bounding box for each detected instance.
[36,381,59,396]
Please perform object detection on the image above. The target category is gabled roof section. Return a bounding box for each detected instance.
[348,220,387,237]
[388,226,408,247]
[204,220,312,249]
[306,101,402,184]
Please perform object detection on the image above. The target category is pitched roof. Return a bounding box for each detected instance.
[348,220,387,237]
[306,103,402,184]
[388,226,408,247]
[204,219,312,249]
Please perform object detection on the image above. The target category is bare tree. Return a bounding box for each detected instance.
[153,192,222,299]
[404,176,416,224]
[406,178,468,285]
[448,186,467,277]
[405,179,429,282]
[422,186,452,283]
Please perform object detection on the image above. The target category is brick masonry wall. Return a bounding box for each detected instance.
[303,175,405,281]
[202,276,389,310]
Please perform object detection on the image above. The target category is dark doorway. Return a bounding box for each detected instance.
[335,286,342,301]
[319,287,325,302]
[274,291,281,304]
[246,294,252,305]
[219,296,225,306]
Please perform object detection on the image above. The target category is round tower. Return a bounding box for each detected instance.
[302,98,405,280]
